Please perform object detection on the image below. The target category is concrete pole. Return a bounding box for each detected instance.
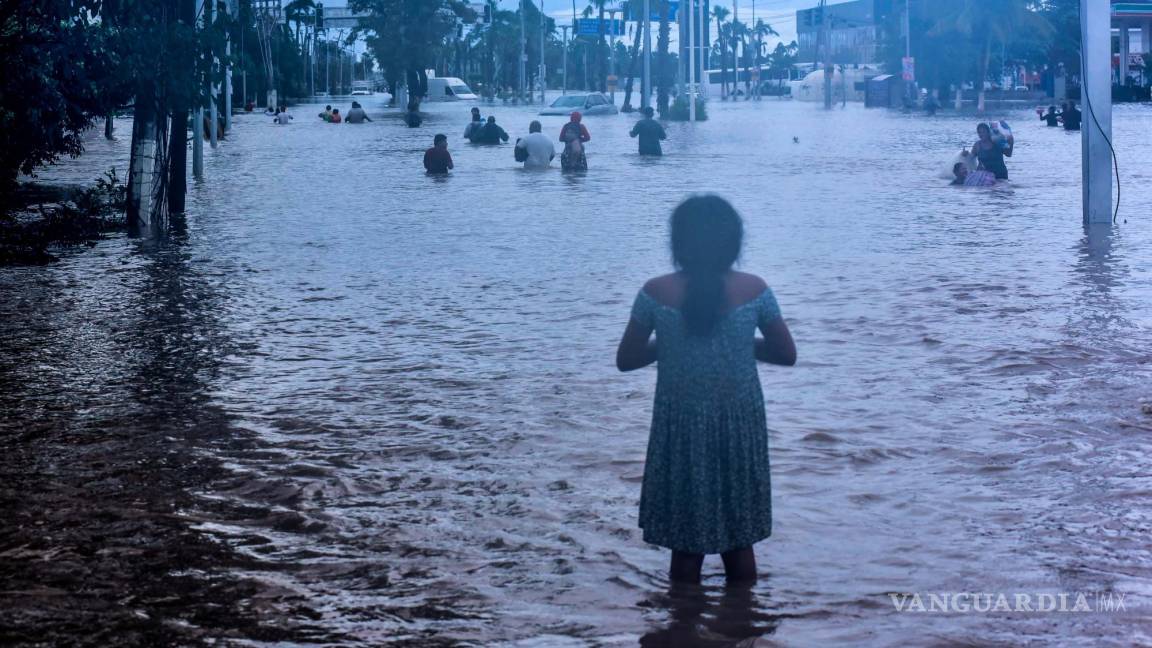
[519,0,527,102]
[609,9,617,103]
[1082,0,1113,224]
[224,0,233,130]
[207,0,218,148]
[642,0,650,109]
[193,107,204,178]
[540,0,546,103]
[1119,24,1129,85]
[192,0,203,179]
[699,0,706,98]
[688,0,695,120]
[561,25,569,94]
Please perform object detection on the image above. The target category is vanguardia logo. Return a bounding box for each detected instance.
[887,592,1129,613]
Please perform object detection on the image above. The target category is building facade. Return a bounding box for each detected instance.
[796,0,893,66]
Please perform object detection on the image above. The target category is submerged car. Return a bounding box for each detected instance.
[539,92,619,116]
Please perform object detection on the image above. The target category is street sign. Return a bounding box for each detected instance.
[576,18,625,36]
[607,74,618,90]
[901,56,915,82]
[624,2,678,22]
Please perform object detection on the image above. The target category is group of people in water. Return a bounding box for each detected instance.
[316,102,372,124]
[424,105,667,174]
[1037,101,1082,131]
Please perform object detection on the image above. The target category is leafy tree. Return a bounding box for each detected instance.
[350,0,467,109]
[0,1,127,195]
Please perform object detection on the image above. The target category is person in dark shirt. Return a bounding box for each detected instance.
[1063,102,1081,131]
[1039,105,1060,127]
[472,116,509,144]
[423,134,454,174]
[629,107,667,156]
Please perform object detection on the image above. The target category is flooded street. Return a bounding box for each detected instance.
[3,97,1151,646]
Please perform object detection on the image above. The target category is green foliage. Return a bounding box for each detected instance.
[879,0,1057,95]
[663,94,707,121]
[0,168,127,266]
[0,1,126,191]
[350,0,467,98]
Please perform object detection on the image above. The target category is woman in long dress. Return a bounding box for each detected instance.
[616,195,797,585]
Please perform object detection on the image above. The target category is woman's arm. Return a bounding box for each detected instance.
[1004,137,1014,157]
[616,318,657,371]
[755,317,796,366]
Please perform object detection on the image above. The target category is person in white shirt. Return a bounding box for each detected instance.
[515,120,556,169]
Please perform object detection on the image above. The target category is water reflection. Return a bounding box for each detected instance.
[639,584,779,648]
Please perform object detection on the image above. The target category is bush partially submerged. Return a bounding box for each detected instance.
[0,169,127,266]
[663,95,709,121]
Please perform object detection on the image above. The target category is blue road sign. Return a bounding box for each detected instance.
[576,18,625,36]
[623,1,679,22]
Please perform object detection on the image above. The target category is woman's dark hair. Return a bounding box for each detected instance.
[670,195,744,336]
[976,122,991,136]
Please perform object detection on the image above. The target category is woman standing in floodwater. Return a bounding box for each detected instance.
[559,112,590,171]
[616,195,797,585]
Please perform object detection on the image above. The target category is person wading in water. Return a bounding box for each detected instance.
[559,112,591,171]
[616,195,797,585]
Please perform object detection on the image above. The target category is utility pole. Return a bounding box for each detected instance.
[641,0,650,108]
[688,0,695,120]
[1082,0,1112,224]
[519,0,528,102]
[540,0,547,103]
[699,0,705,99]
[193,0,205,179]
[208,0,218,148]
[608,8,618,102]
[224,0,233,130]
[819,0,832,110]
[240,3,247,107]
[560,25,570,94]
[904,0,911,59]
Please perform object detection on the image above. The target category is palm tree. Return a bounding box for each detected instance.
[711,5,730,98]
[750,19,777,99]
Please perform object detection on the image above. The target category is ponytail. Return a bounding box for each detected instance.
[670,195,744,336]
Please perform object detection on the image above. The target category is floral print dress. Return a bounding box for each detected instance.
[630,288,781,554]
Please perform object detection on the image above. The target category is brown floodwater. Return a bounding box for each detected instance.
[2,97,1151,646]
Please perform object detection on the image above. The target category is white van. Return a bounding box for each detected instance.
[425,77,478,102]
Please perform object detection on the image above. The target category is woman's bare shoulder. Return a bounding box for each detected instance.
[730,271,769,296]
[642,273,684,305]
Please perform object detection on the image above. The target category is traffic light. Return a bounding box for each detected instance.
[483,3,491,23]
[315,2,324,29]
